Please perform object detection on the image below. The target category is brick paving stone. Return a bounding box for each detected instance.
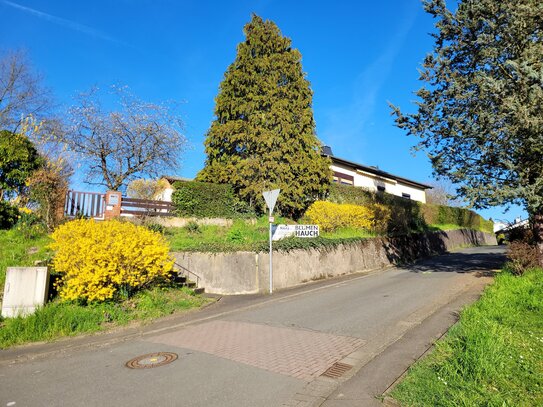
[150,320,365,380]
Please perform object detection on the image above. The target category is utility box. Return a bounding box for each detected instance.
[1,267,49,318]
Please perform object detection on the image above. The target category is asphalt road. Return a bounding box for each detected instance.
[0,245,505,407]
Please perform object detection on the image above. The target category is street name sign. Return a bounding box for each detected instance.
[272,225,320,241]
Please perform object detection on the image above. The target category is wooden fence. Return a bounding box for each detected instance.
[64,191,175,219]
[121,197,175,217]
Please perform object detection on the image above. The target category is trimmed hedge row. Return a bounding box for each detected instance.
[327,184,493,235]
[169,181,492,234]
[171,181,252,218]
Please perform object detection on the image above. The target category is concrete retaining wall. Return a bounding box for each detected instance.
[172,229,497,295]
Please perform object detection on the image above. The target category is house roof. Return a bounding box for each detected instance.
[323,150,432,190]
[161,175,193,183]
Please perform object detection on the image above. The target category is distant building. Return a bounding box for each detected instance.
[323,146,432,203]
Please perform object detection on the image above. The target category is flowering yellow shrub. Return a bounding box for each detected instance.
[51,219,174,302]
[305,201,391,232]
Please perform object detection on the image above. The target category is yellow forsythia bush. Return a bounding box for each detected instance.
[305,201,391,232]
[51,219,174,302]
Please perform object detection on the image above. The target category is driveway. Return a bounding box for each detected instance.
[0,245,505,407]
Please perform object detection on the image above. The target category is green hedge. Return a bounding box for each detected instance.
[171,181,252,218]
[327,184,426,235]
[0,201,19,230]
[327,184,493,235]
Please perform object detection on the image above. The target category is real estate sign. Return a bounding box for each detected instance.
[272,225,319,241]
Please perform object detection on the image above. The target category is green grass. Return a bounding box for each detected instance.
[0,286,212,349]
[427,223,492,232]
[0,229,52,291]
[321,227,376,239]
[428,223,470,231]
[391,267,543,406]
[166,217,378,252]
[166,217,272,252]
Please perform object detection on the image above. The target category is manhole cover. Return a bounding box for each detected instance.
[125,352,178,369]
[321,362,353,378]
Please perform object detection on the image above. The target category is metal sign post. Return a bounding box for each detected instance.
[262,189,280,294]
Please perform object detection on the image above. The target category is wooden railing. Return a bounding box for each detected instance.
[121,197,175,217]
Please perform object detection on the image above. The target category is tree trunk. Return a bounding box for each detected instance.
[532,211,543,266]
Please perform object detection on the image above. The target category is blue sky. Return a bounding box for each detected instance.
[0,0,525,222]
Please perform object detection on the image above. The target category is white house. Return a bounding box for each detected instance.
[323,146,431,203]
[158,147,431,204]
[155,175,192,202]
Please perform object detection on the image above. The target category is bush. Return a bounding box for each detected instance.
[421,203,493,232]
[507,241,541,275]
[51,219,174,302]
[0,201,19,229]
[305,201,390,232]
[327,184,493,235]
[15,207,46,239]
[327,184,425,235]
[184,221,201,234]
[171,181,253,218]
[27,164,69,231]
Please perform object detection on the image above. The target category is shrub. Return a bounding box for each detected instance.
[184,221,201,234]
[16,207,46,239]
[507,241,541,275]
[171,181,253,218]
[0,201,19,229]
[327,184,425,235]
[51,219,174,302]
[27,164,69,231]
[327,184,493,235]
[305,201,390,232]
[144,222,165,234]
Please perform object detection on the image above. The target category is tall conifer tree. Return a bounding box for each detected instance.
[198,14,331,218]
[391,0,543,260]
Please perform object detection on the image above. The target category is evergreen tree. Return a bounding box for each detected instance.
[198,14,331,218]
[391,0,543,259]
[0,130,43,200]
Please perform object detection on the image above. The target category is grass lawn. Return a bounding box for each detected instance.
[0,228,213,349]
[0,286,212,348]
[166,216,377,252]
[391,267,543,406]
[0,229,52,291]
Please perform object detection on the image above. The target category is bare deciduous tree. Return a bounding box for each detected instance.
[0,50,53,132]
[65,85,187,191]
[126,178,167,200]
[426,178,465,207]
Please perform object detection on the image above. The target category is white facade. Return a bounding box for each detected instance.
[331,163,428,203]
[155,176,192,202]
[155,187,174,202]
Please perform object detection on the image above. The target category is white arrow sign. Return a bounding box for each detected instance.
[262,189,280,214]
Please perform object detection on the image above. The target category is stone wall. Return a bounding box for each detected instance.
[171,229,497,295]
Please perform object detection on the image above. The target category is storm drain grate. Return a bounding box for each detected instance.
[321,362,353,378]
[125,352,178,369]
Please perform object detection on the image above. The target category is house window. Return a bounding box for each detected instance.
[402,193,411,199]
[377,185,385,192]
[333,171,354,185]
